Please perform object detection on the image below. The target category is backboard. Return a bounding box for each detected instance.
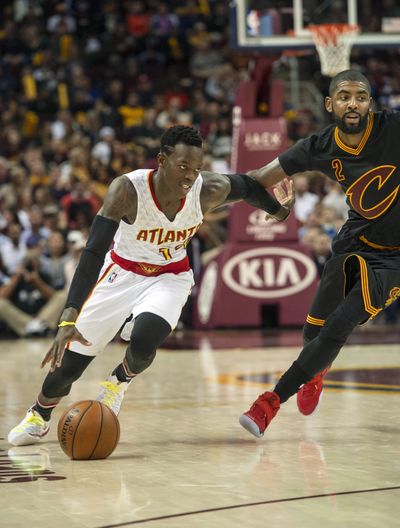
[231,0,400,50]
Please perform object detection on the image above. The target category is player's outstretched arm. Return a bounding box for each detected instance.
[247,157,289,189]
[200,171,293,221]
[42,175,137,372]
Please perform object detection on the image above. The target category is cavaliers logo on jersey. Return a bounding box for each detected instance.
[385,287,400,308]
[345,165,400,220]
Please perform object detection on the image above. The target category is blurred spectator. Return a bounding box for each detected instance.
[0,165,28,209]
[60,146,91,183]
[126,1,151,40]
[118,92,145,128]
[21,205,50,249]
[0,158,10,191]
[0,220,26,275]
[292,174,320,224]
[322,180,349,220]
[310,232,332,278]
[189,39,226,80]
[128,108,163,157]
[0,248,65,337]
[205,63,242,104]
[60,179,101,229]
[91,126,116,166]
[206,117,232,159]
[318,205,341,239]
[40,230,68,290]
[156,96,192,129]
[64,230,86,288]
[46,3,76,34]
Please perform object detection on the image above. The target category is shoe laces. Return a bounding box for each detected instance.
[252,392,280,415]
[14,411,45,432]
[99,381,124,407]
[303,368,329,398]
[302,382,320,399]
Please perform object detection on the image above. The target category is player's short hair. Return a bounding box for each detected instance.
[160,125,203,155]
[329,70,371,96]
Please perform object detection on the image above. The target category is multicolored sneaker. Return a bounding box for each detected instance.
[297,367,330,416]
[8,409,50,446]
[96,379,130,416]
[239,391,281,438]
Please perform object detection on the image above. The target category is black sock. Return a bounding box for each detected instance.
[274,361,312,403]
[112,361,135,383]
[33,400,57,421]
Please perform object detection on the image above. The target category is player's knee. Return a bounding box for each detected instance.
[303,322,321,345]
[125,334,157,374]
[320,312,357,345]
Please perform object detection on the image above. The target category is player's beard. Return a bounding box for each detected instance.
[332,109,370,134]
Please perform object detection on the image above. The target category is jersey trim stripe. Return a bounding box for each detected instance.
[334,112,374,156]
[111,250,190,276]
[306,315,325,326]
[67,263,116,349]
[360,235,400,251]
[148,170,186,214]
[343,254,381,317]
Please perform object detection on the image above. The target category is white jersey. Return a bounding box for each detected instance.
[113,169,203,265]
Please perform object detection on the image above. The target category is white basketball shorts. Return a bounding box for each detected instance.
[68,253,194,356]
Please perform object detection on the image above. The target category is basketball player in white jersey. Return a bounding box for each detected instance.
[9,125,294,446]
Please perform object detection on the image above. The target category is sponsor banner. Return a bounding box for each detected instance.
[231,113,288,173]
[193,243,319,328]
[229,113,292,243]
[228,202,299,243]
[222,247,317,298]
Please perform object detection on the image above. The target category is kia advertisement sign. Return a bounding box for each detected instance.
[192,111,315,328]
[193,243,319,328]
[222,247,317,299]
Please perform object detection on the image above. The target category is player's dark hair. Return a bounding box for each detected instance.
[160,125,202,154]
[329,70,371,96]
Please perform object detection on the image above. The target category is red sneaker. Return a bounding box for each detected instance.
[239,391,280,438]
[297,367,330,416]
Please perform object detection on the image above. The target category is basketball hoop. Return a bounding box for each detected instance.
[309,23,360,77]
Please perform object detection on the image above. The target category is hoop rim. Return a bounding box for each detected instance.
[308,23,360,33]
[308,23,360,46]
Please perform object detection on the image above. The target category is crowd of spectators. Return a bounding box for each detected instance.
[0,0,241,336]
[0,0,399,336]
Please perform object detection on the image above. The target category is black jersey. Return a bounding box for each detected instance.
[279,111,400,253]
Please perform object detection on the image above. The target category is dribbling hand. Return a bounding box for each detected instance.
[41,325,92,372]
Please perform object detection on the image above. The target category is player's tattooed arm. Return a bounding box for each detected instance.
[200,171,232,213]
[99,175,138,223]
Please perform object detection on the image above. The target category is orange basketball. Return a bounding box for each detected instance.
[57,400,120,460]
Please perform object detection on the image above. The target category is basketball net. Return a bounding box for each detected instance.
[309,24,360,77]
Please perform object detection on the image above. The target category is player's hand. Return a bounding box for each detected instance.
[41,325,91,372]
[266,178,295,222]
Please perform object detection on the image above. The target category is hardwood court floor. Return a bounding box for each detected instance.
[1,330,400,528]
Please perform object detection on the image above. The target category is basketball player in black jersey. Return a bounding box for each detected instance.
[240,69,400,438]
